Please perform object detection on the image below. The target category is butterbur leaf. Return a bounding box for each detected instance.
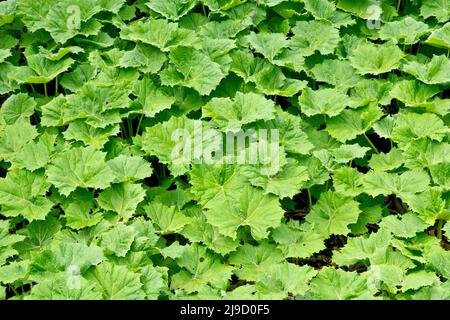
[0,169,53,221]
[100,223,137,257]
[1,93,36,125]
[271,222,326,259]
[11,55,74,84]
[181,217,239,255]
[401,271,440,292]
[171,244,233,293]
[255,65,307,96]
[146,0,197,20]
[47,146,116,196]
[290,20,340,56]
[298,88,353,117]
[27,273,102,300]
[118,43,167,74]
[368,148,404,171]
[379,213,429,238]
[326,104,384,142]
[205,185,284,240]
[120,19,196,52]
[242,158,309,198]
[378,17,430,44]
[362,169,430,198]
[332,167,365,197]
[163,46,225,95]
[229,242,284,281]
[420,0,450,22]
[0,260,29,284]
[402,55,450,84]
[309,267,374,299]
[391,113,448,145]
[247,32,288,62]
[426,23,450,50]
[87,262,145,300]
[305,191,361,236]
[255,263,317,299]
[133,75,176,118]
[189,164,249,208]
[390,80,440,107]
[203,92,276,132]
[349,42,404,75]
[145,202,192,234]
[309,59,362,90]
[350,79,393,106]
[61,189,102,230]
[0,120,38,162]
[107,155,153,183]
[333,229,392,266]
[97,183,146,221]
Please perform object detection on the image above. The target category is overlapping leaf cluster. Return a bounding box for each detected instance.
[0,0,449,300]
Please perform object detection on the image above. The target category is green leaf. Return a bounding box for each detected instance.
[162,46,225,95]
[205,185,284,240]
[97,183,146,221]
[133,75,175,118]
[333,229,392,266]
[242,158,309,198]
[100,223,137,257]
[332,167,364,197]
[326,104,384,142]
[391,113,448,145]
[379,16,430,44]
[0,169,53,221]
[181,216,239,255]
[11,55,74,84]
[368,148,404,171]
[349,42,404,75]
[305,191,361,236]
[203,92,276,132]
[0,120,38,162]
[118,43,167,74]
[27,273,102,300]
[426,22,450,50]
[229,242,284,281]
[146,0,197,20]
[145,202,192,234]
[0,260,29,284]
[254,65,307,96]
[271,222,326,259]
[120,19,197,51]
[298,87,353,117]
[420,0,450,22]
[1,93,36,125]
[60,189,103,230]
[380,213,429,238]
[247,32,288,62]
[87,262,145,300]
[402,271,440,292]
[171,244,233,293]
[107,155,153,183]
[362,169,430,198]
[255,263,317,299]
[309,59,362,90]
[189,164,249,208]
[290,20,340,56]
[402,55,450,84]
[390,80,440,107]
[47,146,116,196]
[309,267,374,299]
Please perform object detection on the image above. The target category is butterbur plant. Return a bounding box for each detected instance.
[0,0,448,301]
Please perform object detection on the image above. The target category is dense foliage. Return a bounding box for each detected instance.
[0,0,449,300]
